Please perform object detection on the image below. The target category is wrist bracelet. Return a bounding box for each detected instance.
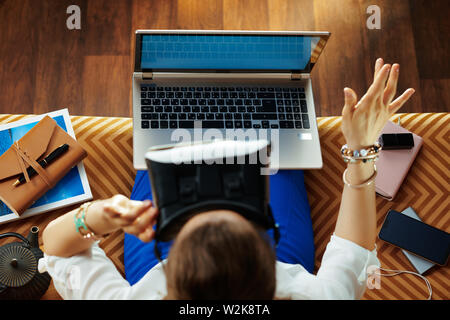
[342,165,377,188]
[341,142,381,163]
[74,201,105,240]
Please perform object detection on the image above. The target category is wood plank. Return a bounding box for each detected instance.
[358,0,422,113]
[312,0,368,116]
[131,0,177,30]
[85,0,131,55]
[33,0,86,115]
[223,0,269,30]
[409,0,450,79]
[267,0,315,30]
[82,0,132,117]
[176,0,223,29]
[410,0,449,113]
[0,0,448,117]
[41,280,62,300]
[0,0,40,114]
[82,56,131,117]
[420,79,450,112]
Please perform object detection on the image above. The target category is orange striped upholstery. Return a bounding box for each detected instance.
[0,113,448,300]
[306,113,449,300]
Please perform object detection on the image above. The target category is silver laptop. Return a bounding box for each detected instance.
[132,30,330,170]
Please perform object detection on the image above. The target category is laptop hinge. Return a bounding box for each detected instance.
[291,73,310,80]
[141,72,153,80]
[148,72,292,80]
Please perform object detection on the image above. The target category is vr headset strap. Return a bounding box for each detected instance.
[154,240,165,267]
[268,205,280,246]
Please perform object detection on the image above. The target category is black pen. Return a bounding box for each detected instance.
[13,144,70,187]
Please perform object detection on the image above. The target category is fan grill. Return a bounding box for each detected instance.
[0,245,37,287]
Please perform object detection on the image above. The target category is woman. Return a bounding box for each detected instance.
[40,59,415,299]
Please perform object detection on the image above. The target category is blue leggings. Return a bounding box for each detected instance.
[124,170,315,285]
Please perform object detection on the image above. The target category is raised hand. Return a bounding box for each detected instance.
[341,58,415,150]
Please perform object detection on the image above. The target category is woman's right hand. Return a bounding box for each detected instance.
[101,194,159,242]
[341,58,415,150]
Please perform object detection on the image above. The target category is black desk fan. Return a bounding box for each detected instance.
[0,226,51,299]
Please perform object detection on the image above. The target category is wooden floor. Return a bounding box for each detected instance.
[0,0,449,117]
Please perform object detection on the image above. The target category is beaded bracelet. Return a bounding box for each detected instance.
[74,201,104,240]
[341,142,381,163]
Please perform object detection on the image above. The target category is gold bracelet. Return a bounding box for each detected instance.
[74,201,105,240]
[342,165,377,188]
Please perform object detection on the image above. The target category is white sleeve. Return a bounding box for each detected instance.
[38,243,133,300]
[314,234,380,299]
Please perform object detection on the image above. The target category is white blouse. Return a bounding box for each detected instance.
[38,234,380,300]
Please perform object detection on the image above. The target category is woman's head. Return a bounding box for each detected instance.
[164,210,276,299]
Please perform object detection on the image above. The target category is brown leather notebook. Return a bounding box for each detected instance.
[0,116,87,215]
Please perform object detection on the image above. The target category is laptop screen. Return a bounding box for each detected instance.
[135,32,329,73]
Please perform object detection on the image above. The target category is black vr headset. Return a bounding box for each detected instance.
[144,139,279,246]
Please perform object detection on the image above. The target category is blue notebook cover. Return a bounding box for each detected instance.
[0,109,92,223]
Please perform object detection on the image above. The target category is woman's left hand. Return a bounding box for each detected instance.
[341,58,415,150]
[102,194,159,242]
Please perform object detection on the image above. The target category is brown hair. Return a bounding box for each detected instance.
[164,211,276,299]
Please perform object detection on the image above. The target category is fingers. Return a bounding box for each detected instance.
[389,88,415,114]
[103,195,132,216]
[124,224,156,242]
[342,87,358,121]
[137,228,155,243]
[373,58,384,82]
[124,206,159,242]
[383,64,400,105]
[104,199,152,221]
[133,206,159,231]
[127,200,153,220]
[365,64,391,103]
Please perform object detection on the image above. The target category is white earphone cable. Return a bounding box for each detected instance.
[372,267,432,300]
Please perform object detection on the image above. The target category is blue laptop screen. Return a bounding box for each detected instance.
[139,33,323,71]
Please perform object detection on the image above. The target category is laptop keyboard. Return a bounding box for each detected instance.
[140,85,309,130]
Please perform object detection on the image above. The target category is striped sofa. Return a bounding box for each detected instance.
[0,112,448,300]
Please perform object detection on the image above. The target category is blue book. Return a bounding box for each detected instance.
[0,109,92,224]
